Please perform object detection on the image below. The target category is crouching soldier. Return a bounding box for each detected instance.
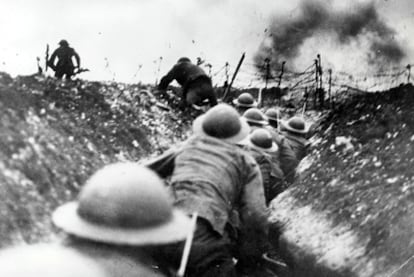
[233,92,258,115]
[280,116,311,162]
[157,57,217,110]
[265,108,280,129]
[146,104,269,277]
[52,162,193,277]
[242,108,269,131]
[238,128,285,205]
[264,109,300,185]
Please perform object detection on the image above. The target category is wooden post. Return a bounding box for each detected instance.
[45,44,49,73]
[302,87,308,117]
[225,62,230,85]
[278,61,286,88]
[407,64,411,84]
[328,69,332,109]
[206,64,212,78]
[222,53,245,101]
[317,54,323,90]
[264,58,270,90]
[154,56,163,86]
[314,59,319,109]
[317,54,324,109]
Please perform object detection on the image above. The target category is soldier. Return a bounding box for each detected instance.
[48,39,81,80]
[233,92,258,114]
[238,128,285,205]
[146,104,269,277]
[242,108,268,131]
[157,57,217,109]
[265,108,280,129]
[280,116,311,162]
[52,162,193,277]
[0,244,108,277]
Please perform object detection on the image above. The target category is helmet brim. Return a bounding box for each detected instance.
[232,99,258,108]
[280,119,311,134]
[52,202,192,246]
[192,114,250,144]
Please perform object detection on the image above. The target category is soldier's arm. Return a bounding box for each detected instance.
[73,50,81,68]
[158,66,177,90]
[275,133,299,183]
[141,148,178,178]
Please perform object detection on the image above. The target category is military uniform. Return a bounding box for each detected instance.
[158,58,217,108]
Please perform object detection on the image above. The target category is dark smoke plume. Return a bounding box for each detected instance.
[255,0,406,73]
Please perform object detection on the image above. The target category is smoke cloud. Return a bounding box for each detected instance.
[255,0,406,73]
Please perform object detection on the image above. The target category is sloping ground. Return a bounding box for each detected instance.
[0,72,191,247]
[270,84,414,277]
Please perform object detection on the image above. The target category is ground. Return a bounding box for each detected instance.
[270,84,414,277]
[0,72,192,246]
[0,71,413,277]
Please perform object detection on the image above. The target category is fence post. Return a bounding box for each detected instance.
[314,59,319,109]
[154,56,163,86]
[328,69,332,109]
[264,58,270,90]
[407,64,411,84]
[278,61,286,88]
[206,64,212,78]
[225,62,230,84]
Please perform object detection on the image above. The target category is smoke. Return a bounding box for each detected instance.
[255,0,406,73]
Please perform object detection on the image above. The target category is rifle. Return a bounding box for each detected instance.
[73,68,90,76]
[45,44,49,72]
[176,212,198,277]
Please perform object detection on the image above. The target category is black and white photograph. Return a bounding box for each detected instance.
[0,0,413,276]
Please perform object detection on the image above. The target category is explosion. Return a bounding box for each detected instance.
[255,0,406,75]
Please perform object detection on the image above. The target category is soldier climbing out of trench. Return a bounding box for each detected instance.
[47,39,81,80]
[156,57,218,110]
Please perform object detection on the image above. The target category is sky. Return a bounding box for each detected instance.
[0,0,414,86]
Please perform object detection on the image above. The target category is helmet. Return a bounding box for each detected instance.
[243,108,268,126]
[59,39,69,46]
[53,163,192,245]
[265,108,280,122]
[233,93,258,108]
[193,103,250,144]
[177,57,191,63]
[280,116,310,135]
[0,244,107,277]
[244,128,278,153]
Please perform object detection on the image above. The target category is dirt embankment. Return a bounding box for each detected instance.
[0,72,191,247]
[270,84,414,277]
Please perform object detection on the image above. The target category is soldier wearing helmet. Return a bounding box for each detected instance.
[242,108,268,131]
[48,39,81,80]
[52,163,193,277]
[233,92,258,115]
[146,104,268,277]
[238,128,285,205]
[157,57,217,110]
[280,116,311,162]
[264,108,280,129]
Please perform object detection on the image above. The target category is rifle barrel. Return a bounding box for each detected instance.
[176,212,198,277]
